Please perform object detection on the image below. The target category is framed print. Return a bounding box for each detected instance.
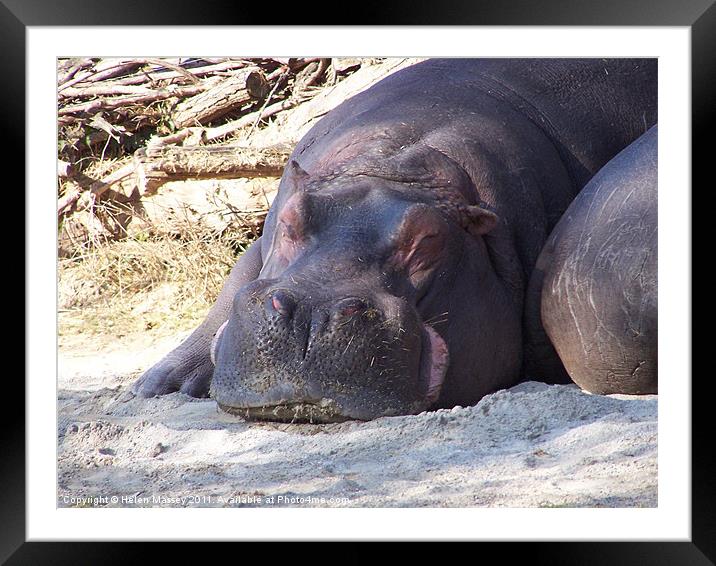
[11,0,708,563]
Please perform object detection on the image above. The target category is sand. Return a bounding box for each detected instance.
[57,332,657,508]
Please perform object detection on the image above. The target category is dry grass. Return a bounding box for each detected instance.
[58,200,259,346]
[57,57,382,349]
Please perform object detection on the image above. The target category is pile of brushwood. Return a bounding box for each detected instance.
[57,56,372,341]
[58,57,369,229]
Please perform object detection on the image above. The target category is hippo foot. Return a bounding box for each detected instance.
[131,355,213,398]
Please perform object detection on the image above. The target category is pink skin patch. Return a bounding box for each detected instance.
[389,205,447,289]
[422,324,449,404]
[273,194,309,265]
[210,320,229,366]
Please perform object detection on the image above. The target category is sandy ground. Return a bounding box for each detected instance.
[57,332,657,508]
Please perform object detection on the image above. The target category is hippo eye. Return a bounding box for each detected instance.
[281,221,299,242]
[404,232,444,282]
[271,219,307,267]
[276,192,309,243]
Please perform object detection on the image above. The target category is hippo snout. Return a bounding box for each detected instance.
[256,289,378,360]
[209,281,445,421]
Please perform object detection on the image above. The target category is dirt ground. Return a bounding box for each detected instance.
[57,330,657,508]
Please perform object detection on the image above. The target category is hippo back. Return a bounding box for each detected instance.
[534,125,658,393]
[291,58,657,194]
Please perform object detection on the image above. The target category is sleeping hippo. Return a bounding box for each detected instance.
[131,58,657,421]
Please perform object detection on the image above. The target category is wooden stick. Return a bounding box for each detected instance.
[57,185,82,216]
[171,68,270,128]
[245,70,290,139]
[59,84,162,98]
[57,161,136,216]
[58,144,292,218]
[58,60,145,91]
[57,59,95,86]
[57,69,95,91]
[58,82,211,116]
[305,58,331,87]
[86,60,251,87]
[134,144,291,193]
[145,95,302,147]
[142,58,201,84]
[205,97,301,141]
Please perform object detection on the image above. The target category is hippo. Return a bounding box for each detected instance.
[131,58,657,422]
[525,125,658,395]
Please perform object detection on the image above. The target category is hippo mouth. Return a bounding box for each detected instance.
[218,398,353,424]
[420,323,449,405]
[211,317,449,422]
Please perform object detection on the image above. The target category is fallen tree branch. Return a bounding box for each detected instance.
[143,91,302,148]
[88,59,251,87]
[57,161,136,217]
[58,82,213,116]
[245,70,291,139]
[59,84,163,98]
[57,58,95,86]
[57,185,82,217]
[141,58,201,85]
[57,144,292,218]
[134,144,291,193]
[58,60,146,92]
[171,67,270,128]
[207,96,302,140]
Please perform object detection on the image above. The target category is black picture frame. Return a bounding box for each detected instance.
[10,1,707,563]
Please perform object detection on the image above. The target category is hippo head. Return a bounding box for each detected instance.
[210,159,501,422]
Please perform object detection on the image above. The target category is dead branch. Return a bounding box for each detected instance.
[89,60,251,87]
[58,144,292,218]
[134,144,291,193]
[59,84,165,98]
[58,82,213,116]
[57,161,136,217]
[57,58,95,86]
[141,58,201,84]
[171,68,270,128]
[206,96,304,141]
[145,95,302,147]
[245,70,291,139]
[58,60,146,92]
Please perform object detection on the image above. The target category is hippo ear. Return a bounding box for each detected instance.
[461,203,499,236]
[283,160,310,191]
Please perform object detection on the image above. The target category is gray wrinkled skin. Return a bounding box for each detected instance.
[528,126,658,394]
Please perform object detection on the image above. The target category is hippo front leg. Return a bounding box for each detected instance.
[131,237,263,398]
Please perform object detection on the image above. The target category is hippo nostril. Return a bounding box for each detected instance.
[340,305,363,317]
[272,296,285,312]
[266,290,295,318]
[334,298,368,319]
